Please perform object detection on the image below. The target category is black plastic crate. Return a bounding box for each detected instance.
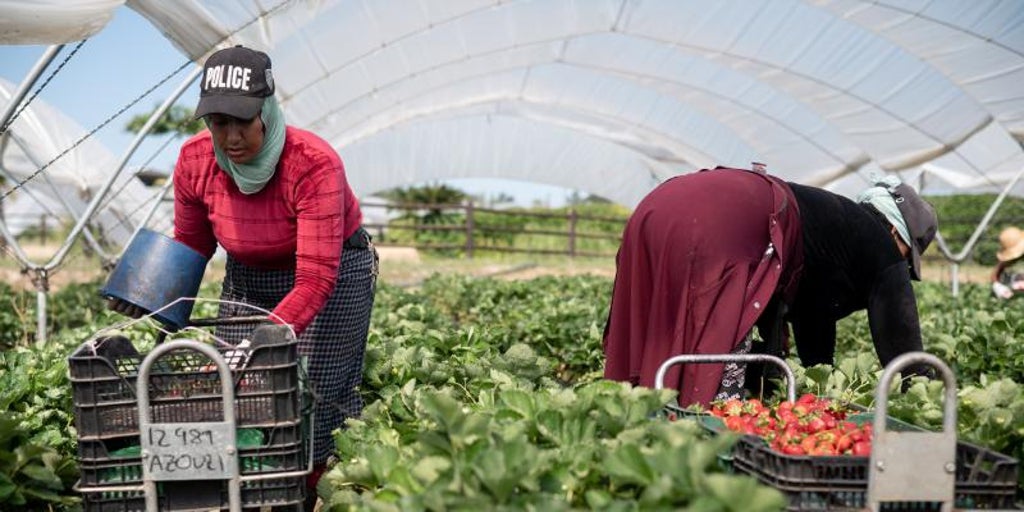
[77,422,304,460]
[69,334,301,439]
[77,433,306,486]
[80,475,305,511]
[659,404,1020,510]
[731,436,1019,511]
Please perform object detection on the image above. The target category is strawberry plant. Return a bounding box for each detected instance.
[1,270,1022,507]
[323,382,785,511]
[0,412,80,509]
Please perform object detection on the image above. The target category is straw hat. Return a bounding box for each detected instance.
[997,227,1024,262]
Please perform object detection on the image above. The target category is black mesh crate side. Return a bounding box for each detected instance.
[237,365,299,396]
[78,443,306,486]
[262,421,303,447]
[75,403,140,439]
[80,475,305,511]
[74,379,301,439]
[78,435,139,460]
[77,422,306,462]
[731,436,1019,511]
[954,440,1020,485]
[72,376,136,406]
[247,341,297,368]
[76,392,302,439]
[238,475,306,507]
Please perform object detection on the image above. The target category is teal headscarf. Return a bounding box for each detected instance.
[208,96,286,194]
[856,174,911,248]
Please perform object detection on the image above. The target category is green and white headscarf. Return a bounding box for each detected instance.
[208,96,286,194]
[856,174,911,248]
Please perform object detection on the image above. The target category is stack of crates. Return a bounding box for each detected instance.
[69,328,309,511]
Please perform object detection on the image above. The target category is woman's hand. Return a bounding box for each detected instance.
[991,281,1013,300]
[106,298,148,319]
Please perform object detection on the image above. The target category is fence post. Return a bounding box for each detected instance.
[568,208,578,257]
[465,200,475,259]
[40,214,47,245]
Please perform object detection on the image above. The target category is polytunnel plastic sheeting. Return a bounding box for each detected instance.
[307,59,857,187]
[119,0,1024,207]
[918,122,1024,193]
[816,0,1024,142]
[0,78,173,251]
[342,115,667,208]
[0,0,123,44]
[315,65,756,171]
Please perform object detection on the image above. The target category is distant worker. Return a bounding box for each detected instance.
[991,227,1024,299]
[602,167,938,406]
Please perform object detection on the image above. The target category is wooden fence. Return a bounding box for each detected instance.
[361,201,627,259]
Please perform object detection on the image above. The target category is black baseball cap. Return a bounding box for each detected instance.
[194,45,275,120]
[891,183,938,281]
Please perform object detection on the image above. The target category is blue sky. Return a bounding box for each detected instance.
[0,6,573,207]
[1,8,195,176]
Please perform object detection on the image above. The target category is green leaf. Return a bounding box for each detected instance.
[804,365,833,388]
[0,473,16,499]
[701,473,787,512]
[366,445,401,483]
[498,389,536,419]
[410,456,451,484]
[584,489,612,509]
[603,443,654,486]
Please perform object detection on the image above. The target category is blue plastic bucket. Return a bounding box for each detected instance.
[100,229,207,330]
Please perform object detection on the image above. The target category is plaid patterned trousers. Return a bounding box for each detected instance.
[215,241,378,464]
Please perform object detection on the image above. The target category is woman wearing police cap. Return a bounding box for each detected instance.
[110,45,377,506]
[602,167,938,406]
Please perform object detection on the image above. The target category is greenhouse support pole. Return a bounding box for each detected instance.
[0,217,51,346]
[950,263,959,297]
[35,274,47,346]
[0,135,113,263]
[0,208,34,263]
[119,177,174,260]
[0,44,64,264]
[43,66,201,272]
[0,45,63,133]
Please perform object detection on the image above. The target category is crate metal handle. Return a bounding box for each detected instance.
[154,315,271,345]
[94,296,296,347]
[137,340,243,512]
[867,351,957,512]
[654,353,797,403]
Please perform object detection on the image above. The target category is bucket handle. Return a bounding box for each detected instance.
[94,297,296,349]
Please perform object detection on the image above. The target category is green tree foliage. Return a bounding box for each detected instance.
[379,183,469,223]
[379,183,470,251]
[124,104,204,137]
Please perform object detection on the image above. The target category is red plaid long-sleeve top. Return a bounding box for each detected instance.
[172,126,362,335]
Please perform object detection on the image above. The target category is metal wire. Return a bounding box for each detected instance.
[0,0,298,207]
[0,39,88,136]
[95,133,178,230]
[0,59,193,203]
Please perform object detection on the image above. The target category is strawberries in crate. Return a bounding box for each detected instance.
[707,393,873,456]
